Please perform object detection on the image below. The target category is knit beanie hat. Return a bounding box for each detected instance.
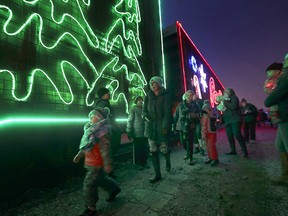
[266,62,283,72]
[89,107,110,120]
[134,96,143,104]
[149,76,163,86]
[97,87,110,98]
[241,98,247,103]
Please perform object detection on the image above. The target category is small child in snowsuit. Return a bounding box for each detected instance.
[201,102,219,166]
[263,62,283,124]
[73,108,121,216]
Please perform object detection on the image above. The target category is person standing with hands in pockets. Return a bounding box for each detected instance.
[143,76,172,183]
[126,96,149,170]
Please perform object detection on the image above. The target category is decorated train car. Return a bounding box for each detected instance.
[164,21,225,110]
[0,0,164,202]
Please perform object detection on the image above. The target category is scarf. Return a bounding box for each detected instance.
[79,118,111,151]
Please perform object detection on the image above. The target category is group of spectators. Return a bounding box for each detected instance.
[72,52,288,216]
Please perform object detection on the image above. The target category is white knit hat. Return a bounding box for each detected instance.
[149,76,163,86]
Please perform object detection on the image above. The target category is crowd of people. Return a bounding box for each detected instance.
[72,53,288,216]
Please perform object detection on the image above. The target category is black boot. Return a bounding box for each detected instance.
[149,152,161,183]
[236,135,248,158]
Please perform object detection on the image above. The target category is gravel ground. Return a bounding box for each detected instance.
[2,126,288,216]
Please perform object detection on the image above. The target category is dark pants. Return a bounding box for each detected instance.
[83,167,120,207]
[110,124,121,158]
[182,128,196,160]
[225,122,247,154]
[244,121,256,142]
[134,137,148,166]
[179,131,187,151]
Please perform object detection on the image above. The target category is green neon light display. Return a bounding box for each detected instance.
[0,0,147,116]
[0,117,128,126]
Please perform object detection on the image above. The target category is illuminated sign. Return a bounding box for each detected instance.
[177,22,225,108]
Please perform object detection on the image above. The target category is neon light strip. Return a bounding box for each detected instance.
[176,22,225,90]
[0,117,128,126]
[158,0,166,88]
[177,21,187,92]
[0,118,88,126]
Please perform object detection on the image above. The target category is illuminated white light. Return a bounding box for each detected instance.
[198,64,208,93]
[192,75,202,99]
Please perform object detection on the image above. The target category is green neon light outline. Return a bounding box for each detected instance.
[0,0,147,113]
[158,0,166,88]
[0,117,128,126]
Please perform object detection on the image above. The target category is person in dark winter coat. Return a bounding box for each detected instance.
[173,90,200,165]
[240,98,258,144]
[126,96,148,170]
[265,54,288,185]
[143,76,172,183]
[263,62,283,124]
[219,88,248,157]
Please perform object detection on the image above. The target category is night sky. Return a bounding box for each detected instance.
[162,0,288,109]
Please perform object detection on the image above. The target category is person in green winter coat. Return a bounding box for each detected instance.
[264,54,288,185]
[219,88,248,157]
[143,76,172,183]
[240,98,258,144]
[173,90,200,165]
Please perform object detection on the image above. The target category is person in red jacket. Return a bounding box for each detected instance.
[201,102,219,166]
[73,108,121,216]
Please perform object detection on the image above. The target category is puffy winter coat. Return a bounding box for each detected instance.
[143,87,172,142]
[222,89,242,125]
[84,134,112,167]
[126,105,145,138]
[173,100,200,131]
[240,103,258,123]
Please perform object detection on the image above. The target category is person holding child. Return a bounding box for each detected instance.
[73,108,121,216]
[263,62,283,124]
[265,53,288,185]
[201,101,219,166]
[218,88,248,157]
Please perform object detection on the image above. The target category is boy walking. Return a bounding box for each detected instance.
[73,108,121,216]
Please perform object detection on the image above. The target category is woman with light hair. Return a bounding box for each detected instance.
[174,90,201,165]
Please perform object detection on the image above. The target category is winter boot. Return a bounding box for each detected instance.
[272,152,288,185]
[149,151,162,183]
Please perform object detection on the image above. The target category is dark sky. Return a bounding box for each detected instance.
[162,0,288,109]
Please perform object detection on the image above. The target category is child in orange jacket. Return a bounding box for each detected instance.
[201,102,219,166]
[73,108,121,216]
